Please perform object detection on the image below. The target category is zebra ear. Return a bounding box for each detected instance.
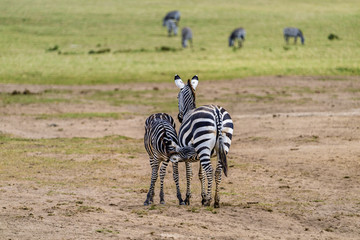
[190,75,198,90]
[174,74,185,89]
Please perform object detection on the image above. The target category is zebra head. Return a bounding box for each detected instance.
[174,74,198,123]
[169,145,197,163]
[298,30,305,45]
[229,37,234,47]
[162,138,196,163]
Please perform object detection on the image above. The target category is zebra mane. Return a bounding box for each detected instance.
[187,79,196,103]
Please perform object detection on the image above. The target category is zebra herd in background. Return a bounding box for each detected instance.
[144,75,233,208]
[163,10,305,48]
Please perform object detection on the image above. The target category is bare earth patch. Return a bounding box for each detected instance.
[0,76,359,239]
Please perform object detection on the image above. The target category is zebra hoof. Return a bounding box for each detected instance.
[203,200,211,206]
[179,201,186,205]
[214,202,220,208]
[144,201,150,206]
[160,201,165,205]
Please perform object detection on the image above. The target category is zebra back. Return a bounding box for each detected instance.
[230,28,245,39]
[145,113,176,129]
[283,27,300,37]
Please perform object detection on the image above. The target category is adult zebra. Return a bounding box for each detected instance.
[172,75,233,208]
[229,27,246,48]
[283,27,305,45]
[144,113,196,206]
[181,27,193,48]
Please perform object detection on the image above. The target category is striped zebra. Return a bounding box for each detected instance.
[172,75,234,208]
[163,10,181,36]
[229,28,246,47]
[283,27,305,45]
[144,113,196,206]
[181,27,193,48]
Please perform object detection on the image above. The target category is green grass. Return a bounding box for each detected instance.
[0,0,359,85]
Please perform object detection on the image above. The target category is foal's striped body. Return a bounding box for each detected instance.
[144,113,196,205]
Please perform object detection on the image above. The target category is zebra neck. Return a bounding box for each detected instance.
[182,108,195,121]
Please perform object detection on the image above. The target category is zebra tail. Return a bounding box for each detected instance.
[219,136,228,177]
[215,107,228,177]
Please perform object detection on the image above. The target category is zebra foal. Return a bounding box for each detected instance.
[144,113,196,206]
[172,75,233,208]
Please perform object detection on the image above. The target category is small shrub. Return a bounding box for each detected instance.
[328,33,340,40]
[89,48,111,54]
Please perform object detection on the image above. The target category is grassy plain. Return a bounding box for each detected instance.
[0,0,359,84]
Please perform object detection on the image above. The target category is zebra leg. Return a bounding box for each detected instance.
[184,162,193,205]
[285,36,289,44]
[294,36,297,44]
[214,162,223,208]
[200,157,214,207]
[159,161,168,204]
[198,164,206,205]
[144,160,159,206]
[172,162,185,205]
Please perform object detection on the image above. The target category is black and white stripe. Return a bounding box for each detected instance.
[283,27,305,45]
[229,27,246,47]
[143,113,196,206]
[174,75,233,208]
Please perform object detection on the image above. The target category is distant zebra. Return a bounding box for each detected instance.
[182,27,193,48]
[144,113,196,206]
[163,10,181,36]
[172,75,234,208]
[283,27,305,45]
[229,28,246,47]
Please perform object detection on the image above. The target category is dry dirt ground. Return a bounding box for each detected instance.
[0,76,360,239]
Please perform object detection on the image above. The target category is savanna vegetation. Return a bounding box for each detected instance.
[1,1,360,238]
[0,0,359,85]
